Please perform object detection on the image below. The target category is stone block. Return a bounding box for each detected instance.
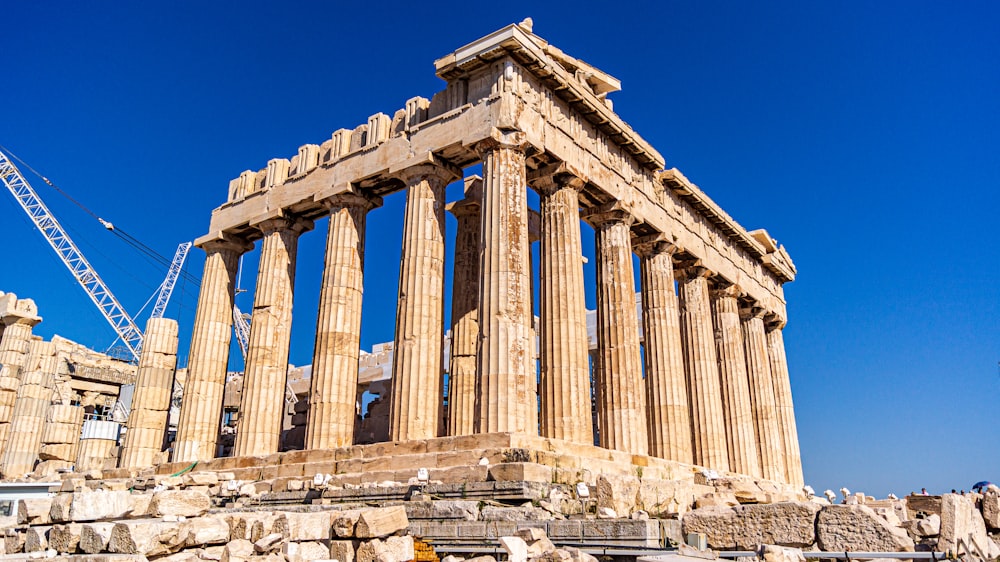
[48,523,82,553]
[982,488,1000,530]
[286,540,332,562]
[108,518,179,557]
[913,514,941,537]
[24,526,50,553]
[17,497,53,525]
[481,505,553,522]
[80,522,116,554]
[355,506,409,539]
[180,515,231,547]
[500,536,528,562]
[489,463,553,483]
[816,505,914,552]
[356,536,414,562]
[404,500,479,521]
[69,489,134,522]
[329,539,358,562]
[150,489,211,517]
[938,493,998,559]
[546,520,583,539]
[285,511,335,541]
[596,474,640,516]
[222,538,255,562]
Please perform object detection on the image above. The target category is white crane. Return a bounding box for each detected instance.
[151,242,192,319]
[0,147,188,361]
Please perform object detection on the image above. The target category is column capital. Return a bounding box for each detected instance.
[475,128,529,156]
[582,201,635,228]
[317,190,382,213]
[251,215,314,236]
[197,233,254,255]
[445,176,483,218]
[765,312,787,331]
[393,160,461,187]
[710,283,744,300]
[1,315,41,329]
[633,233,681,258]
[528,162,588,195]
[676,261,713,281]
[739,304,768,321]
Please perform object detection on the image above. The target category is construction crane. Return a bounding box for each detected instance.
[151,242,192,319]
[0,147,188,361]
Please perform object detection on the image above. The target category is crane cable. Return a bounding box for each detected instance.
[0,144,200,285]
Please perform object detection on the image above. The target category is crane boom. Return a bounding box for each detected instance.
[0,149,144,360]
[150,242,192,319]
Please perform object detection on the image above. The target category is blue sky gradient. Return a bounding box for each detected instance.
[2,2,997,496]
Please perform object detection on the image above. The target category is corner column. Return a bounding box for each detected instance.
[677,266,729,471]
[588,205,648,454]
[534,169,593,444]
[635,238,692,463]
[474,131,536,435]
[306,192,380,450]
[0,340,57,478]
[233,216,312,457]
[741,306,784,481]
[174,237,249,462]
[119,317,179,468]
[0,297,42,450]
[446,176,482,436]
[389,162,458,441]
[711,285,760,477]
[766,318,804,485]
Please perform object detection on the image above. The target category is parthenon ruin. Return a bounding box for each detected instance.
[0,21,801,487]
[157,21,802,484]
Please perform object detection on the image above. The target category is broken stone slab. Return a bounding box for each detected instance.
[332,510,364,538]
[24,526,50,553]
[17,497,53,525]
[253,533,284,553]
[816,505,914,552]
[682,502,820,550]
[80,522,117,554]
[227,512,285,542]
[356,536,415,562]
[284,540,332,562]
[68,490,134,522]
[596,474,640,517]
[149,489,211,518]
[500,537,529,562]
[48,523,83,553]
[480,505,553,522]
[982,488,1000,531]
[108,518,182,557]
[179,515,231,547]
[913,514,941,537]
[759,544,805,562]
[404,500,479,521]
[354,506,409,539]
[329,539,358,562]
[938,493,999,559]
[222,539,255,562]
[284,511,336,541]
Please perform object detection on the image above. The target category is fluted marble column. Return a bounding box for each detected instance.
[766,319,803,485]
[588,205,647,454]
[475,131,535,435]
[306,193,379,450]
[234,217,311,456]
[389,163,458,441]
[0,340,57,478]
[0,300,42,451]
[636,238,692,463]
[446,176,482,436]
[534,170,593,444]
[741,306,784,481]
[711,285,760,477]
[678,266,729,471]
[119,317,179,468]
[174,237,248,462]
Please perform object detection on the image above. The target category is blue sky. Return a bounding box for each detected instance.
[2,2,997,496]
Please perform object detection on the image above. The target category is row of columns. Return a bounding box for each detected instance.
[172,130,802,485]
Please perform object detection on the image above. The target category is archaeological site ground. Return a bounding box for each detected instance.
[1,20,997,562]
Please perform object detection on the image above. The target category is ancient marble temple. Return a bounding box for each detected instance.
[162,22,802,485]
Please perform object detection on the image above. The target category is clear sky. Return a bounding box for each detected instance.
[2,2,997,497]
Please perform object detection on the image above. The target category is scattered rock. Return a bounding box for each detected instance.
[914,514,941,537]
[816,505,914,552]
[500,536,529,562]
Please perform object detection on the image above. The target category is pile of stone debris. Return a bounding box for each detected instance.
[4,464,1000,562]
